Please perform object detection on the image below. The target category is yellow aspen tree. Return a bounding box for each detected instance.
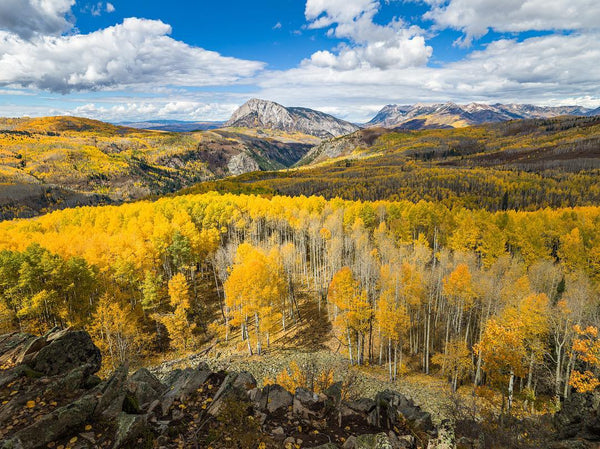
[157,273,195,352]
[90,293,145,371]
[442,263,476,364]
[376,286,409,380]
[475,318,527,414]
[224,243,287,355]
[328,267,371,365]
[569,325,600,393]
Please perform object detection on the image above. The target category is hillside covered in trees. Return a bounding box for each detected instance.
[0,117,317,219]
[1,191,600,434]
[184,115,600,211]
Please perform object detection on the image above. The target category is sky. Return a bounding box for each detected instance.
[0,0,599,123]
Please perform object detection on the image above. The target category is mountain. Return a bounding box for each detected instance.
[367,102,597,129]
[225,98,360,138]
[183,115,600,211]
[120,120,224,132]
[0,116,317,219]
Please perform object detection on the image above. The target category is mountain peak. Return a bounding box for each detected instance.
[367,102,596,129]
[225,98,360,139]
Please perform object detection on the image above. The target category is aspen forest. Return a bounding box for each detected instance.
[1,191,600,417]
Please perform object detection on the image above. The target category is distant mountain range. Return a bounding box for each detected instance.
[367,102,599,129]
[225,99,360,138]
[119,120,224,132]
[116,100,600,136]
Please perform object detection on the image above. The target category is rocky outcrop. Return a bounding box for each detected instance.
[0,329,438,448]
[554,390,600,446]
[226,98,360,139]
[227,151,260,175]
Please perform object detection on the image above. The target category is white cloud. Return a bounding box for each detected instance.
[106,2,115,13]
[0,18,265,93]
[257,32,600,121]
[424,0,600,45]
[0,0,75,39]
[273,22,282,30]
[71,101,239,122]
[303,0,432,69]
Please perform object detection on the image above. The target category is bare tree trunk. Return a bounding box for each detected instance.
[507,371,515,414]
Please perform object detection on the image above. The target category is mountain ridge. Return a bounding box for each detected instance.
[225,98,360,138]
[367,102,599,129]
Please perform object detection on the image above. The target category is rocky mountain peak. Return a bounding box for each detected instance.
[225,98,360,139]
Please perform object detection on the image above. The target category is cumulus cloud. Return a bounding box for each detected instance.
[423,0,600,45]
[0,0,75,39]
[71,101,240,122]
[106,3,115,13]
[257,32,600,121]
[0,18,265,93]
[303,0,432,70]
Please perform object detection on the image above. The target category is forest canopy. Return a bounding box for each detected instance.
[0,191,599,409]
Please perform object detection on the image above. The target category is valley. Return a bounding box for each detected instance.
[2,100,600,449]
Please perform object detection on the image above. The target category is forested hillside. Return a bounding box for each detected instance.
[185,115,600,211]
[1,191,599,422]
[0,116,316,219]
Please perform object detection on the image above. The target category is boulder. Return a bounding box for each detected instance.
[30,330,101,377]
[555,391,600,441]
[370,391,434,434]
[293,388,326,419]
[0,333,40,367]
[113,412,148,449]
[208,372,249,417]
[263,384,293,415]
[352,433,394,449]
[324,381,343,407]
[159,365,211,416]
[1,391,98,449]
[126,368,166,409]
[94,364,129,419]
[232,371,257,391]
[348,398,376,414]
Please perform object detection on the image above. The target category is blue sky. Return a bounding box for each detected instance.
[0,0,599,122]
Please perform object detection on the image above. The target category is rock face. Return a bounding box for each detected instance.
[366,102,596,129]
[226,151,260,175]
[226,98,361,139]
[554,390,600,443]
[0,329,439,449]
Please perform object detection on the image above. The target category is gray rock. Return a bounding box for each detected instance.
[94,364,129,419]
[227,153,260,175]
[126,368,166,409]
[555,391,600,441]
[272,426,285,437]
[208,372,247,417]
[0,333,40,367]
[263,384,293,414]
[353,433,394,449]
[324,381,343,407]
[344,436,358,448]
[348,398,376,414]
[113,412,148,449]
[45,363,94,395]
[393,434,416,449]
[293,388,325,419]
[232,371,257,391]
[160,366,211,416]
[2,391,98,449]
[30,330,101,377]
